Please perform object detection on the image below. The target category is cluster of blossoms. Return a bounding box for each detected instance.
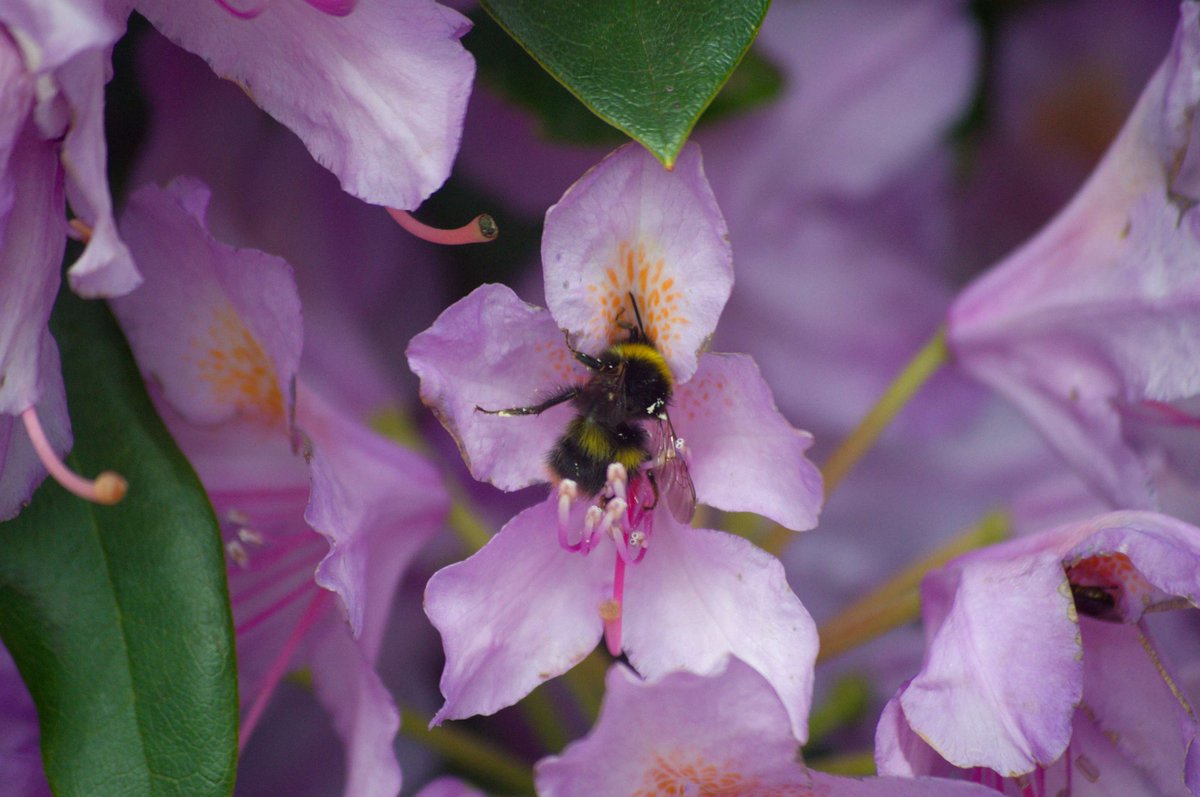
[3,1,1200,796]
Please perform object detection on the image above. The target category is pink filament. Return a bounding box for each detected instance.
[386,208,498,246]
[239,588,330,750]
[21,407,126,505]
[604,554,626,657]
[1124,400,1200,428]
[303,0,356,14]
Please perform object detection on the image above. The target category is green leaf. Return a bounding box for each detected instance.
[0,289,238,797]
[480,0,771,167]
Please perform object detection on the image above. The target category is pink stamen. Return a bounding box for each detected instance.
[211,0,271,19]
[234,577,317,637]
[1122,399,1200,428]
[239,588,329,750]
[386,208,498,246]
[557,480,582,551]
[303,0,356,15]
[602,554,626,656]
[21,407,127,506]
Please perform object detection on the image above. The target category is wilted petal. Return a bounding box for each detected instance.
[621,521,817,741]
[542,142,733,383]
[111,177,302,426]
[899,544,1082,775]
[134,0,474,210]
[673,352,822,531]
[425,498,609,723]
[407,283,587,492]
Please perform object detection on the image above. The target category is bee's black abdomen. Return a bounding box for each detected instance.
[548,418,650,496]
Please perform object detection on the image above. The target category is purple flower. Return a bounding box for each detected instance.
[408,142,823,737]
[0,0,142,518]
[132,0,475,213]
[947,2,1200,510]
[877,510,1200,795]
[537,655,998,797]
[110,177,449,796]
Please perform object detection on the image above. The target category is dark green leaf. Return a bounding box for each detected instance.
[479,0,771,167]
[0,289,238,797]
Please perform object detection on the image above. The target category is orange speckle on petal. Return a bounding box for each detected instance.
[193,303,284,423]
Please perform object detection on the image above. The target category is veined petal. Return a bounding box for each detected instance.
[900,549,1082,776]
[0,341,68,521]
[535,659,804,796]
[57,49,140,297]
[0,126,64,416]
[621,521,817,742]
[300,382,448,645]
[407,283,588,492]
[134,0,474,210]
[543,142,733,383]
[112,177,302,427]
[425,498,609,723]
[307,618,402,797]
[672,352,822,531]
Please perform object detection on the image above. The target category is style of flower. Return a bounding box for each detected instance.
[876,510,1200,796]
[110,177,449,797]
[408,141,823,738]
[537,655,998,797]
[0,0,143,518]
[946,1,1200,510]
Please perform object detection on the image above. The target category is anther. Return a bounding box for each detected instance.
[226,540,250,568]
[238,527,265,545]
[21,407,128,506]
[386,208,498,246]
[606,462,628,502]
[67,218,93,243]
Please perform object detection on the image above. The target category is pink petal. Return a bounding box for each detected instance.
[425,498,609,723]
[406,283,589,492]
[134,0,474,210]
[306,618,402,797]
[0,127,64,416]
[703,0,979,207]
[535,659,803,795]
[899,549,1082,776]
[111,178,302,427]
[0,341,68,521]
[542,142,733,383]
[413,778,487,797]
[621,521,817,741]
[672,352,822,531]
[58,49,140,297]
[300,383,447,645]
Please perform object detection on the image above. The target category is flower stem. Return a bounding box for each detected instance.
[807,750,877,777]
[761,327,948,557]
[806,674,871,745]
[817,510,1009,663]
[400,706,535,795]
[823,326,949,497]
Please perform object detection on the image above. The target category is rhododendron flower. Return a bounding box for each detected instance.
[877,510,1200,796]
[408,142,823,737]
[538,656,997,797]
[111,177,448,796]
[132,0,475,213]
[0,0,142,518]
[947,1,1200,510]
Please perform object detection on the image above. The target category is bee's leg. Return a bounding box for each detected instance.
[475,387,579,416]
[571,349,604,370]
[645,469,661,511]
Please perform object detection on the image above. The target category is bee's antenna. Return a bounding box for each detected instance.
[627,291,648,341]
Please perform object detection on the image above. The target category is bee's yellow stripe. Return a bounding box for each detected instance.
[609,342,672,386]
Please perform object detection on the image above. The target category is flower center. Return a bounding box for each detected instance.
[587,239,689,359]
[193,303,285,423]
[635,752,811,797]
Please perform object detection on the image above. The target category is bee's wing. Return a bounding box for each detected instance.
[651,417,696,524]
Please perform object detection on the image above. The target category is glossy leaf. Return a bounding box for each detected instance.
[0,290,238,796]
[480,0,771,167]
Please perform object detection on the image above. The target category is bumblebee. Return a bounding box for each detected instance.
[477,294,696,522]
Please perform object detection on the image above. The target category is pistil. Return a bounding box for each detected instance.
[386,208,498,246]
[21,407,127,505]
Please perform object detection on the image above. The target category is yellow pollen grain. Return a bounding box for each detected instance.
[194,303,284,422]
